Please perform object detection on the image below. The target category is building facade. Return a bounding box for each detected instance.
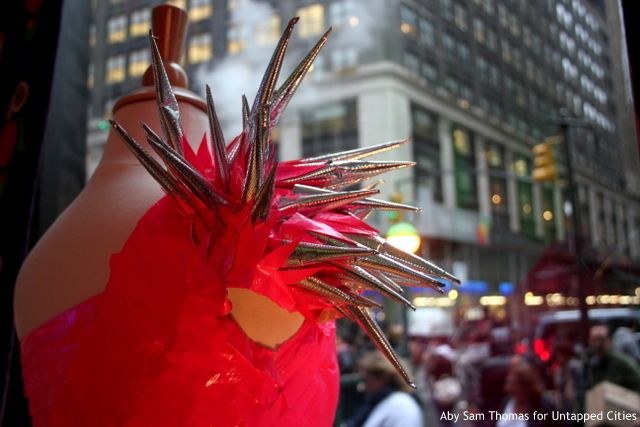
[86,0,640,316]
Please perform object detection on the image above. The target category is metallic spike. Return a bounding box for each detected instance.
[361,180,385,191]
[270,27,332,125]
[346,306,416,388]
[242,94,249,130]
[205,85,230,189]
[341,263,416,309]
[368,270,404,294]
[351,198,421,212]
[299,139,408,163]
[348,234,459,284]
[297,276,382,309]
[149,32,183,156]
[242,106,269,203]
[279,189,379,213]
[281,160,414,186]
[110,120,198,212]
[286,242,374,266]
[352,253,445,293]
[251,163,277,223]
[142,123,227,208]
[292,184,420,213]
[331,261,406,296]
[251,17,298,116]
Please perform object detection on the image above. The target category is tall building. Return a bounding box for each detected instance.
[86,0,640,316]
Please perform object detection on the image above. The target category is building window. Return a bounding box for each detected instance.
[108,15,127,44]
[166,0,187,9]
[87,63,94,89]
[227,23,245,54]
[189,33,212,63]
[404,52,420,75]
[400,5,417,36]
[297,4,324,38]
[454,3,468,31]
[89,25,96,46]
[473,18,485,43]
[129,49,150,77]
[513,155,535,239]
[106,55,125,83]
[421,62,438,84]
[452,124,477,210]
[412,106,442,202]
[441,0,454,22]
[130,8,150,37]
[419,18,435,46]
[190,0,212,21]
[302,99,357,158]
[486,141,508,222]
[256,14,281,45]
[329,0,356,26]
[331,48,358,70]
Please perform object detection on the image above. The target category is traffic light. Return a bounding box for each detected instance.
[532,136,559,182]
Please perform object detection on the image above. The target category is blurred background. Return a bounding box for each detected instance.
[1,0,640,425]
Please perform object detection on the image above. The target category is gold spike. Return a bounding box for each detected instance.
[250,163,277,223]
[346,306,416,388]
[142,123,227,208]
[270,27,332,125]
[349,234,459,284]
[110,120,198,212]
[331,262,405,296]
[297,277,382,309]
[278,189,379,213]
[251,17,298,115]
[286,242,374,266]
[205,85,230,189]
[242,94,250,130]
[361,180,385,191]
[299,139,408,163]
[149,31,183,156]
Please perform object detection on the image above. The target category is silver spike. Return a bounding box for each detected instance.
[270,27,332,125]
[297,276,382,309]
[299,139,408,163]
[242,94,249,130]
[346,306,416,388]
[205,85,230,189]
[142,123,227,208]
[281,160,414,186]
[352,253,445,293]
[149,31,183,156]
[251,17,298,116]
[110,120,198,212]
[279,189,379,213]
[242,106,269,203]
[251,164,277,223]
[286,242,374,266]
[348,234,459,284]
[292,184,420,213]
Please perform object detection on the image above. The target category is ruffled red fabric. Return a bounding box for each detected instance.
[21,196,340,426]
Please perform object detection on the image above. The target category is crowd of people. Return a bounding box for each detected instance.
[336,318,640,427]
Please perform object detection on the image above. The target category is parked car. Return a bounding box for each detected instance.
[533,308,640,362]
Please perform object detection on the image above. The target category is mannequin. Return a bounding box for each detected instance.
[13,4,303,348]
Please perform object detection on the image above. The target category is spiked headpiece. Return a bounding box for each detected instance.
[111,20,458,388]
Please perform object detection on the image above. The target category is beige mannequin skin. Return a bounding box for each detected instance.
[13,5,303,348]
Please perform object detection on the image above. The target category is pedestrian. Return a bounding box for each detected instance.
[550,335,584,416]
[346,351,423,427]
[584,324,640,393]
[497,357,565,427]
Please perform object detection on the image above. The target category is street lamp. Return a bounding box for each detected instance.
[386,222,421,254]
